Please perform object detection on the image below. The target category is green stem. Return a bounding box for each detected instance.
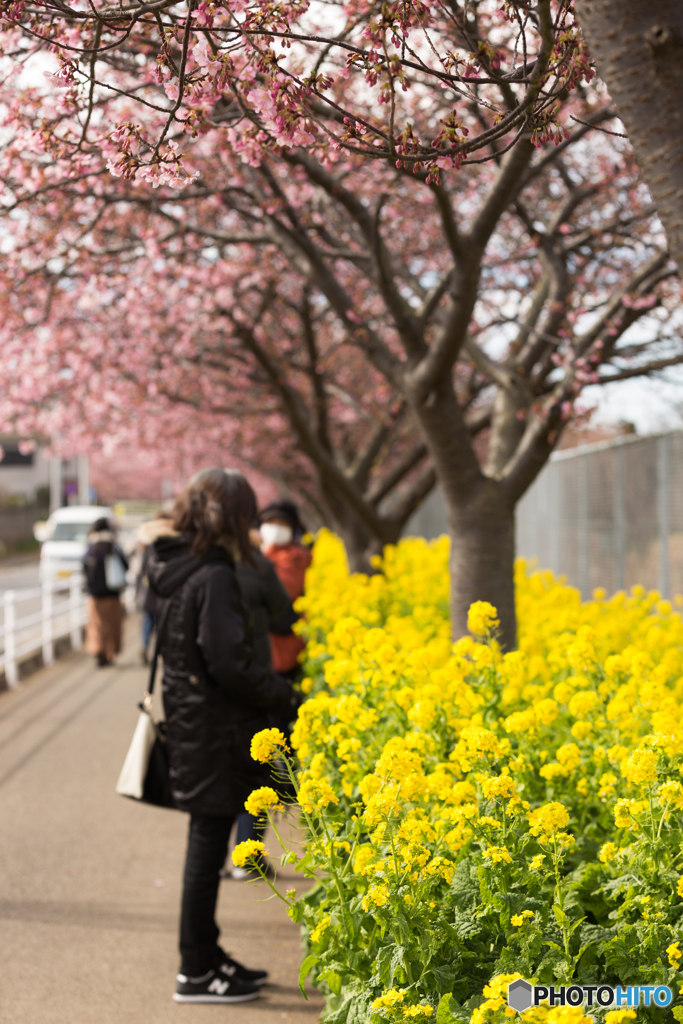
[656,797,672,842]
[552,839,571,963]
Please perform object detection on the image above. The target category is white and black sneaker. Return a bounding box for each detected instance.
[219,950,269,987]
[173,967,261,1004]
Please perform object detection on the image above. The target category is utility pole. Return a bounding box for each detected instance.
[49,457,62,513]
[77,455,90,505]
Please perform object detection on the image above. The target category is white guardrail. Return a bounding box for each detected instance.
[1,578,135,688]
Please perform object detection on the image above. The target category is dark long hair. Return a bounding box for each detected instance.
[172,468,257,560]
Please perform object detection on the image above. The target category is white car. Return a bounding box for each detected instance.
[35,506,114,583]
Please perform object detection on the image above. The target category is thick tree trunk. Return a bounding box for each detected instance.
[575,0,683,270]
[338,519,376,573]
[321,491,388,573]
[446,478,517,650]
[335,516,402,573]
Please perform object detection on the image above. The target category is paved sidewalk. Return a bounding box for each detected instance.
[0,626,324,1024]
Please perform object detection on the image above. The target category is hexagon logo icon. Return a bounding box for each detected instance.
[508,979,533,1013]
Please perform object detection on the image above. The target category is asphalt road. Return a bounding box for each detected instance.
[0,625,324,1024]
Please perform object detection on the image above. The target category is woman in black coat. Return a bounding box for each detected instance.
[146,468,296,1005]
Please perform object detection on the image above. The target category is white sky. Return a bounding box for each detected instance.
[587,370,683,434]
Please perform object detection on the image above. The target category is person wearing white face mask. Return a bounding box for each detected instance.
[259,521,293,548]
[258,500,312,680]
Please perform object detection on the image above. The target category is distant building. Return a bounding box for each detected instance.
[0,439,90,511]
[0,438,50,503]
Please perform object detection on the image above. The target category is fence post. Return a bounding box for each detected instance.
[70,575,82,650]
[4,590,17,688]
[42,580,54,666]
[658,433,671,599]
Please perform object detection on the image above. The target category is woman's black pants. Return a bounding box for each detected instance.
[179,814,235,977]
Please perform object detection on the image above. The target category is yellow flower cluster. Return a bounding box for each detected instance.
[284,532,683,1024]
[244,786,282,816]
[232,839,266,867]
[250,728,288,763]
[467,601,500,638]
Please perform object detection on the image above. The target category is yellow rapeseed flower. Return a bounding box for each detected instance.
[244,786,282,816]
[298,777,339,814]
[310,915,331,944]
[528,802,570,841]
[622,747,659,786]
[467,601,500,637]
[371,989,405,1011]
[250,728,288,763]
[232,839,267,867]
[361,883,390,912]
[667,941,682,966]
[290,532,683,1023]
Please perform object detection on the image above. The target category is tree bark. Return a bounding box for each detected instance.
[575,0,683,270]
[447,479,517,650]
[336,516,375,573]
[320,481,400,573]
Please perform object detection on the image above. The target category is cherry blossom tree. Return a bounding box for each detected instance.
[1,0,591,184]
[2,0,683,646]
[5,248,436,556]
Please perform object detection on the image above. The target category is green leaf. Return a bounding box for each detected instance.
[389,945,407,986]
[299,954,319,999]
[287,902,304,923]
[567,916,586,938]
[372,945,393,987]
[431,965,457,990]
[553,905,568,927]
[319,967,343,996]
[437,993,459,1024]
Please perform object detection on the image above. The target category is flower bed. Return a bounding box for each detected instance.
[242,532,683,1024]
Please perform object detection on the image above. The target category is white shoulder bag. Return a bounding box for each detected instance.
[115,599,176,808]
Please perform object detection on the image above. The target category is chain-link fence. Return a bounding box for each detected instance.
[516,431,683,599]
[406,430,683,599]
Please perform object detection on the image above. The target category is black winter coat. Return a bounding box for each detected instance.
[146,535,295,817]
[235,551,291,668]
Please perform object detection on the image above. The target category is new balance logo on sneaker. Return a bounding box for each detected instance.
[173,968,261,1004]
[219,951,268,987]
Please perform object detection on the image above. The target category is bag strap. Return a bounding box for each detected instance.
[141,596,173,711]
